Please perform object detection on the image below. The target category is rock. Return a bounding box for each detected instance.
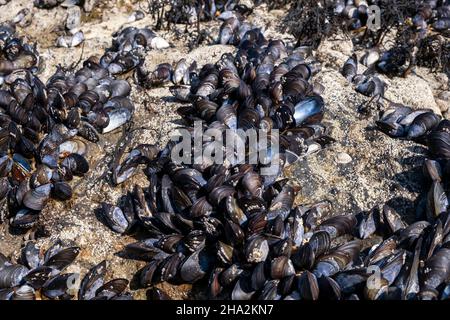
[384,73,441,115]
[290,66,424,219]
[436,98,449,113]
[66,6,81,30]
[316,35,354,69]
[83,0,97,12]
[316,38,442,116]
[414,68,448,91]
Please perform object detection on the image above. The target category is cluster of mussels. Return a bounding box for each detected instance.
[0,241,132,300]
[0,24,39,83]
[340,0,449,74]
[100,26,170,77]
[97,26,423,301]
[340,53,386,103]
[282,0,449,73]
[0,24,138,233]
[33,0,97,12]
[372,108,450,300]
[217,9,262,45]
[95,5,450,299]
[155,0,249,25]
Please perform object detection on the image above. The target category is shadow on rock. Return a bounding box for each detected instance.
[391,166,426,194]
[385,196,418,224]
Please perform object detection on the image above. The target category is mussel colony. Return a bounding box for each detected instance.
[0,240,133,300]
[0,0,449,300]
[0,23,159,231]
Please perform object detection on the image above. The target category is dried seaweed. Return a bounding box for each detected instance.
[280,0,340,48]
[416,34,450,73]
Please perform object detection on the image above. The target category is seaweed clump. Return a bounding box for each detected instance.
[280,0,340,48]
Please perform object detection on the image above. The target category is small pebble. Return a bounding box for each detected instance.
[336,152,352,164]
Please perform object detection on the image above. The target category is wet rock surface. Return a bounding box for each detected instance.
[0,1,449,299]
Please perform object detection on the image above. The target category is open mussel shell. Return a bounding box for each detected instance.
[102,107,131,133]
[58,139,87,158]
[292,96,324,126]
